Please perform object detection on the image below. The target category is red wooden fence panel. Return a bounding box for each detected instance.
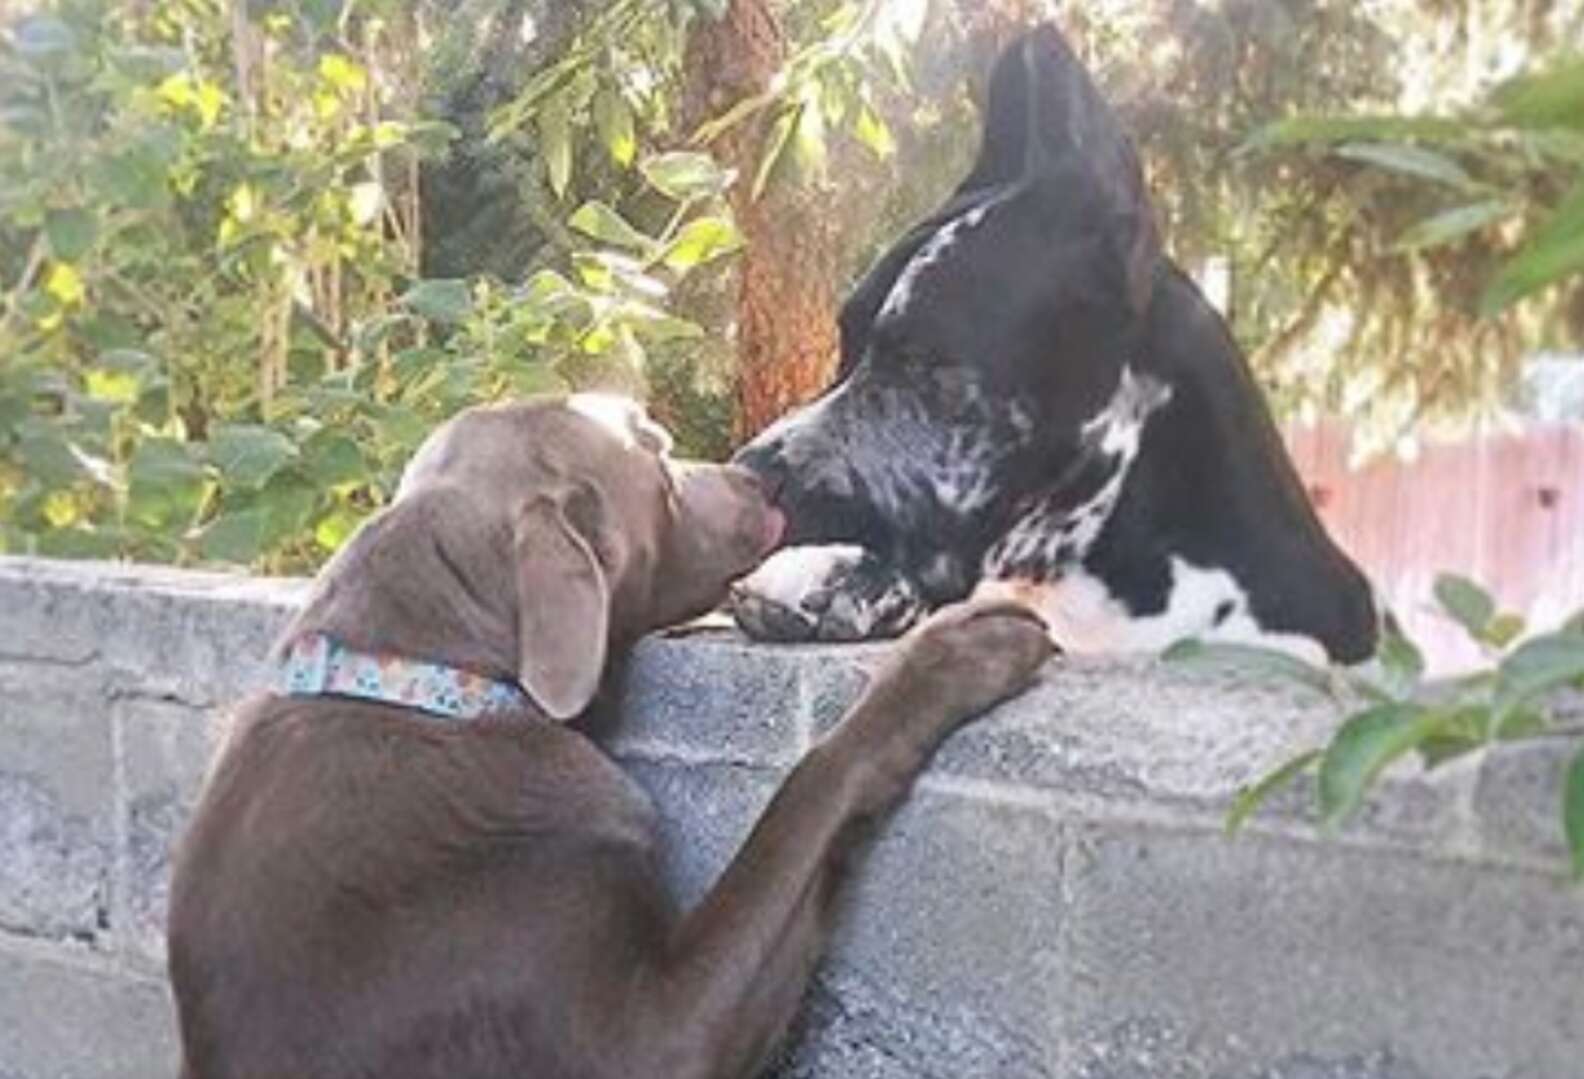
[1282,421,1584,673]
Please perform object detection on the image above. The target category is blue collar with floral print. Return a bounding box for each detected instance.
[275,633,530,721]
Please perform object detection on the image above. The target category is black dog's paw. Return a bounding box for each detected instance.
[731,544,926,642]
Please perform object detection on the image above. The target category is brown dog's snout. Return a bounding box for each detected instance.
[673,462,784,560]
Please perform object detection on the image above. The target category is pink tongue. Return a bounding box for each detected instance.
[760,507,787,553]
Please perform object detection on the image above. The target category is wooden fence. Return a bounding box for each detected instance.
[1284,421,1584,673]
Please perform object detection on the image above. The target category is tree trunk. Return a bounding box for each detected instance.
[683,0,840,444]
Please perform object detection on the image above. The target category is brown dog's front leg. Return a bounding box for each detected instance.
[633,601,1052,1079]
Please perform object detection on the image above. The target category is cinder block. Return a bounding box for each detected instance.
[0,665,112,944]
[806,651,1463,847]
[1058,825,1584,1079]
[0,558,299,705]
[1471,739,1574,868]
[0,946,178,1079]
[612,635,810,765]
[114,698,229,970]
[621,757,784,910]
[772,791,1066,1078]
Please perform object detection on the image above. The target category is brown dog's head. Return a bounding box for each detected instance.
[298,395,782,721]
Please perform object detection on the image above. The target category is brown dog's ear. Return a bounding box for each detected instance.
[512,493,610,721]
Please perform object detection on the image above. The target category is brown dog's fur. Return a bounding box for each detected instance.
[168,396,1051,1079]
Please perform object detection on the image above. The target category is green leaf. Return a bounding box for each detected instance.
[1434,573,1495,639]
[594,88,636,167]
[1416,706,1489,769]
[99,348,157,373]
[313,507,365,553]
[13,15,76,60]
[127,438,206,528]
[208,425,297,490]
[568,201,653,252]
[752,108,799,201]
[661,215,742,271]
[792,94,828,179]
[44,208,97,261]
[1415,703,1543,770]
[1481,180,1584,312]
[1226,749,1321,835]
[91,146,171,211]
[1484,612,1527,649]
[255,473,320,546]
[318,53,368,94]
[401,279,472,325]
[1394,200,1512,253]
[1493,631,1584,719]
[854,104,896,160]
[1318,704,1432,827]
[487,61,578,141]
[1565,748,1584,880]
[302,433,365,488]
[45,262,85,306]
[690,0,730,19]
[15,429,87,487]
[1161,638,1336,699]
[1492,57,1584,131]
[627,311,703,343]
[1334,142,1474,189]
[1241,115,1471,154]
[641,151,733,202]
[197,509,268,564]
[1375,613,1424,699]
[539,93,573,200]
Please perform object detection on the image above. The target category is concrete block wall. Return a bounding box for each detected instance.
[0,556,1578,1079]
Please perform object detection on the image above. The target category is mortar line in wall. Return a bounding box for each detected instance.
[109,696,130,964]
[609,738,783,771]
[1050,817,1078,1079]
[1069,812,1572,883]
[0,927,165,984]
[0,648,101,668]
[913,772,1571,882]
[793,663,816,757]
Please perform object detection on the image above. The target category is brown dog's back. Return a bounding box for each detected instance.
[169,696,666,1079]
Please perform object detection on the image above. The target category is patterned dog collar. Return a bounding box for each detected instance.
[276,633,530,721]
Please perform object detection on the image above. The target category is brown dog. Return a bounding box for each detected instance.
[167,395,1052,1079]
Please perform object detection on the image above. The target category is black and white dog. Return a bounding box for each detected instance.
[730,24,1377,665]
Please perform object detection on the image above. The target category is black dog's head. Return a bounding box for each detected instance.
[735,27,1161,599]
[734,23,1377,661]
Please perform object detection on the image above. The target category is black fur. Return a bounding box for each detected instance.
[732,24,1376,663]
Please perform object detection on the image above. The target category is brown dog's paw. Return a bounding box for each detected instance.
[889,598,1055,722]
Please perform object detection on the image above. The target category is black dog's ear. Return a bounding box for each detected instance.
[836,23,1162,373]
[1009,24,1161,316]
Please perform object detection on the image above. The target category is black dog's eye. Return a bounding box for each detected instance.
[929,363,976,401]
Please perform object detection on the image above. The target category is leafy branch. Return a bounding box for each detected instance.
[1167,574,1584,879]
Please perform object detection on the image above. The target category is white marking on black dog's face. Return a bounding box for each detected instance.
[739,348,1031,588]
[878,202,995,322]
[982,367,1171,581]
